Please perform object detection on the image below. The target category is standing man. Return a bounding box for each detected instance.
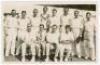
[17,11,30,61]
[60,8,71,33]
[5,9,18,56]
[3,13,10,55]
[41,6,50,31]
[29,9,41,59]
[18,10,30,42]
[71,10,84,58]
[30,9,41,33]
[49,8,60,33]
[84,12,96,60]
[3,13,10,39]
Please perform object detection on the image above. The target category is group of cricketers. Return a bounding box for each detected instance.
[3,6,96,62]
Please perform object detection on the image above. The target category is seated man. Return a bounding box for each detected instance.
[37,24,46,56]
[59,25,74,61]
[21,23,39,62]
[45,25,60,62]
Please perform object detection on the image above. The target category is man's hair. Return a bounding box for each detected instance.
[86,12,91,15]
[21,10,26,14]
[74,10,79,13]
[64,8,69,11]
[16,13,19,15]
[27,23,32,27]
[43,6,48,10]
[52,25,57,28]
[4,13,8,16]
[11,9,16,14]
[11,9,16,12]
[52,8,57,12]
[65,25,71,31]
[33,9,38,13]
[40,24,44,28]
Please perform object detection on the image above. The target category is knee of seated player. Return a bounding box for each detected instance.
[30,44,35,49]
[59,44,64,52]
[35,44,40,48]
[46,43,50,46]
[22,42,26,46]
[31,47,36,55]
[46,43,51,50]
[41,41,46,45]
[59,45,65,54]
[89,45,95,49]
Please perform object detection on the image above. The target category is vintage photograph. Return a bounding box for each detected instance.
[2,1,96,62]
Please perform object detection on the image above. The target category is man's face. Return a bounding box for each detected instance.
[11,10,16,17]
[65,27,70,33]
[86,13,91,19]
[64,8,69,15]
[33,9,38,16]
[16,14,20,19]
[27,26,31,32]
[43,6,48,13]
[52,25,57,32]
[40,25,44,31]
[21,11,26,17]
[4,13,7,17]
[74,11,79,18]
[52,9,57,16]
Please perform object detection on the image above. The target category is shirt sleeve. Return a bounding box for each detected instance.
[70,32,74,41]
[60,15,63,26]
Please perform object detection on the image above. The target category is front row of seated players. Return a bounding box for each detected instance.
[19,22,75,62]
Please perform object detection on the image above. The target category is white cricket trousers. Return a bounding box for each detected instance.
[84,35,95,60]
[41,41,46,55]
[59,43,72,61]
[21,33,41,57]
[15,30,27,55]
[5,29,17,56]
[22,43,36,57]
[46,43,59,57]
[72,28,82,56]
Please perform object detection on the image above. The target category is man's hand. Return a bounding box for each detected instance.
[60,40,73,44]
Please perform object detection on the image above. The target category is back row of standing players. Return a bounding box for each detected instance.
[3,6,96,62]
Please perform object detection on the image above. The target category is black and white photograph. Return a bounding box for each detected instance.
[2,1,96,62]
